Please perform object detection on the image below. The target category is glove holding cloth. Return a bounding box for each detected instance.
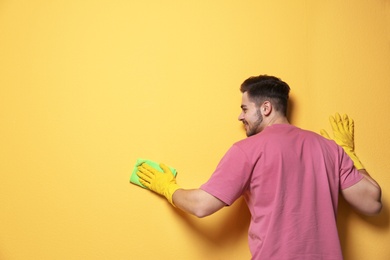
[130,159,177,188]
[136,161,180,206]
[320,113,364,170]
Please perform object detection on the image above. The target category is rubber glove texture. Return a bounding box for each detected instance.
[320,113,364,170]
[137,162,180,206]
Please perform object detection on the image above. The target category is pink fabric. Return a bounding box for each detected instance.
[200,124,363,260]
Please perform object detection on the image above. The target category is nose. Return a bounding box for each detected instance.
[238,112,244,121]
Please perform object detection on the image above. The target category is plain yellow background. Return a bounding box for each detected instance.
[1,0,389,259]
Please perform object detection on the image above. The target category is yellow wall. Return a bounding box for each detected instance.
[0,1,389,259]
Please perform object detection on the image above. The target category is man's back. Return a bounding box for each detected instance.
[202,124,363,259]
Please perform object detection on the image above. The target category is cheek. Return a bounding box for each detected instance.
[246,113,257,123]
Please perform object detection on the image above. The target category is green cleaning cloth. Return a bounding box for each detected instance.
[130,158,177,189]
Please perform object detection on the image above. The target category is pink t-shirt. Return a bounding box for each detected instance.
[201,124,363,260]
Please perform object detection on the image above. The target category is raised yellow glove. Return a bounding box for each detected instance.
[136,162,180,206]
[320,113,364,170]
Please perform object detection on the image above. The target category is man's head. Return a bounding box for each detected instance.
[238,75,290,136]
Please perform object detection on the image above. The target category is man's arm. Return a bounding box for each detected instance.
[136,163,226,217]
[341,169,382,215]
[321,113,382,215]
[172,189,226,218]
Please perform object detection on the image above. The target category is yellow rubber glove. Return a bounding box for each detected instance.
[320,113,364,170]
[136,162,180,206]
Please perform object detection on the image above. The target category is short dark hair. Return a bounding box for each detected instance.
[240,75,290,116]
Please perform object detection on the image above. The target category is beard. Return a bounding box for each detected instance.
[245,109,263,137]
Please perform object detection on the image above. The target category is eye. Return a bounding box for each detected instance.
[240,105,247,113]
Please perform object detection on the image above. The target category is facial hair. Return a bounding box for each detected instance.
[245,108,263,137]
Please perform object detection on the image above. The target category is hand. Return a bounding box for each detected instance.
[320,113,364,169]
[136,163,180,206]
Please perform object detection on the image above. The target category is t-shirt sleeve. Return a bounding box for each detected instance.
[339,147,364,190]
[200,144,252,205]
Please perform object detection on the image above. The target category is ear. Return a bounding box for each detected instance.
[261,101,272,116]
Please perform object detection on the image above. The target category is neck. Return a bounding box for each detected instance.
[265,115,289,127]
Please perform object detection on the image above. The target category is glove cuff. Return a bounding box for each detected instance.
[347,152,365,170]
[165,184,181,207]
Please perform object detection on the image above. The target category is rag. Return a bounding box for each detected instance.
[130,158,177,188]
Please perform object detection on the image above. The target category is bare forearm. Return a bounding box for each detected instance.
[172,189,226,218]
[359,169,381,190]
[359,169,382,208]
[342,169,382,216]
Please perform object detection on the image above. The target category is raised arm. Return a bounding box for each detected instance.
[321,113,382,215]
[137,163,226,218]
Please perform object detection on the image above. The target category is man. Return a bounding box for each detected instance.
[136,75,382,259]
